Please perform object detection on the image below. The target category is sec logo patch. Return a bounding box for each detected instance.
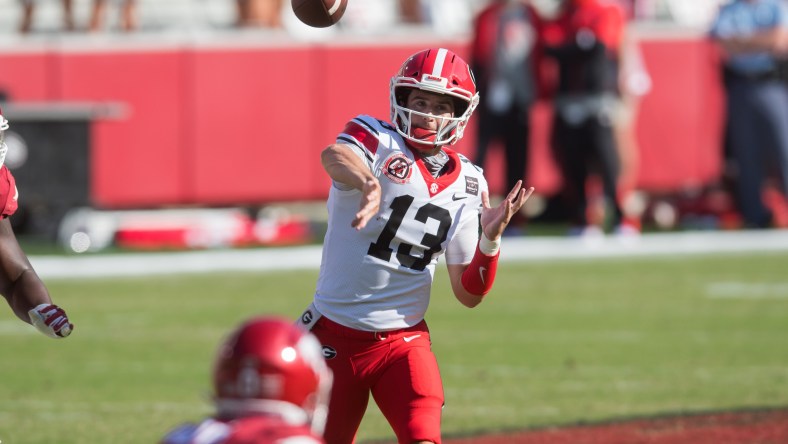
[382,153,413,184]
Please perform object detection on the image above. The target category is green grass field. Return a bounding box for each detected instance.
[1,251,788,443]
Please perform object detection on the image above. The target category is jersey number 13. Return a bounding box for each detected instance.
[367,195,451,271]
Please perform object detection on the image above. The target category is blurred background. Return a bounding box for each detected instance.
[0,0,783,253]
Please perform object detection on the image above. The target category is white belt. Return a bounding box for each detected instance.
[295,301,322,331]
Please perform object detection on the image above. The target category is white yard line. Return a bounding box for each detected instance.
[29,229,788,280]
[706,282,788,299]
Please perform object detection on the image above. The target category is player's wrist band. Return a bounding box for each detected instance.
[479,232,501,256]
[460,239,501,296]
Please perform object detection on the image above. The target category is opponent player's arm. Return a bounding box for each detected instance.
[321,143,381,230]
[0,217,72,338]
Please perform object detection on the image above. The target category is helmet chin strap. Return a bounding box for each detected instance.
[404,127,439,153]
[403,127,450,177]
[412,127,437,141]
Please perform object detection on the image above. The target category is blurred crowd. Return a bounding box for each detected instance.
[7,0,726,35]
[468,0,788,235]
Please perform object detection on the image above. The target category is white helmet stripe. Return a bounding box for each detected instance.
[431,48,448,77]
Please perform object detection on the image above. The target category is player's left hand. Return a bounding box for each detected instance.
[480,180,534,241]
[28,304,73,339]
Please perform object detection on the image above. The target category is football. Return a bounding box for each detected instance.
[292,0,348,28]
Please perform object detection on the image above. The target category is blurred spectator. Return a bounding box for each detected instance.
[663,0,726,28]
[341,0,399,34]
[89,0,137,32]
[710,0,788,228]
[471,0,538,232]
[236,0,283,28]
[534,0,638,236]
[421,0,476,36]
[613,22,651,227]
[398,0,425,24]
[18,0,75,34]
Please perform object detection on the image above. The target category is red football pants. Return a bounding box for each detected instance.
[311,316,444,444]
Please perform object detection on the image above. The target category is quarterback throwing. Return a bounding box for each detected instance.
[299,48,532,444]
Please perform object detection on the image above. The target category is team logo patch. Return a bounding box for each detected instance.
[322,345,337,360]
[300,310,313,325]
[382,154,413,184]
[465,176,479,195]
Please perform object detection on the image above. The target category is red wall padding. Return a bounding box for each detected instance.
[0,37,724,208]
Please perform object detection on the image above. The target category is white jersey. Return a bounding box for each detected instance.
[314,115,488,331]
[161,417,323,444]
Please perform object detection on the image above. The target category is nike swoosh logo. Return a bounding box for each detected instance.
[479,266,487,285]
[403,334,422,343]
[452,194,467,201]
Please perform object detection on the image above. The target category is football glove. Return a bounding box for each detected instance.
[28,304,73,339]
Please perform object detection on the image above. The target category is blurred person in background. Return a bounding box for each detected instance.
[398,0,425,24]
[612,3,651,229]
[236,0,283,28]
[0,107,73,339]
[710,0,788,228]
[89,0,137,32]
[297,48,533,443]
[533,0,639,236]
[18,0,75,33]
[471,0,539,235]
[161,316,332,444]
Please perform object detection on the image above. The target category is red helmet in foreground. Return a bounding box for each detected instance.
[213,317,332,434]
[390,48,479,149]
[0,106,8,166]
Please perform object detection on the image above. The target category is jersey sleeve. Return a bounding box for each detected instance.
[332,115,391,190]
[444,170,488,266]
[336,115,388,168]
[595,3,625,50]
[444,208,481,265]
[0,166,19,219]
[160,420,231,444]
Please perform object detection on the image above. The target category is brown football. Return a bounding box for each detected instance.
[292,0,348,28]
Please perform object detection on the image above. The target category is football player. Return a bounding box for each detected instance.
[298,48,533,443]
[0,107,73,339]
[161,316,332,444]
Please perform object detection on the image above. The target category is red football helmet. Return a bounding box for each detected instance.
[390,48,480,150]
[0,106,8,166]
[213,317,332,434]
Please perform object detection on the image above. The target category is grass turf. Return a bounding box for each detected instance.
[1,252,787,443]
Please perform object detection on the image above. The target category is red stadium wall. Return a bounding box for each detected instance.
[0,34,724,208]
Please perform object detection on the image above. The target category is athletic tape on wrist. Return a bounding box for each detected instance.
[478,233,501,256]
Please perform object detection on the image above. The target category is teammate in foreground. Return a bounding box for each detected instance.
[0,107,73,339]
[298,48,533,443]
[161,316,332,444]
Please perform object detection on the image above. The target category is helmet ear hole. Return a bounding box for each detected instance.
[453,98,468,117]
[395,88,411,107]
